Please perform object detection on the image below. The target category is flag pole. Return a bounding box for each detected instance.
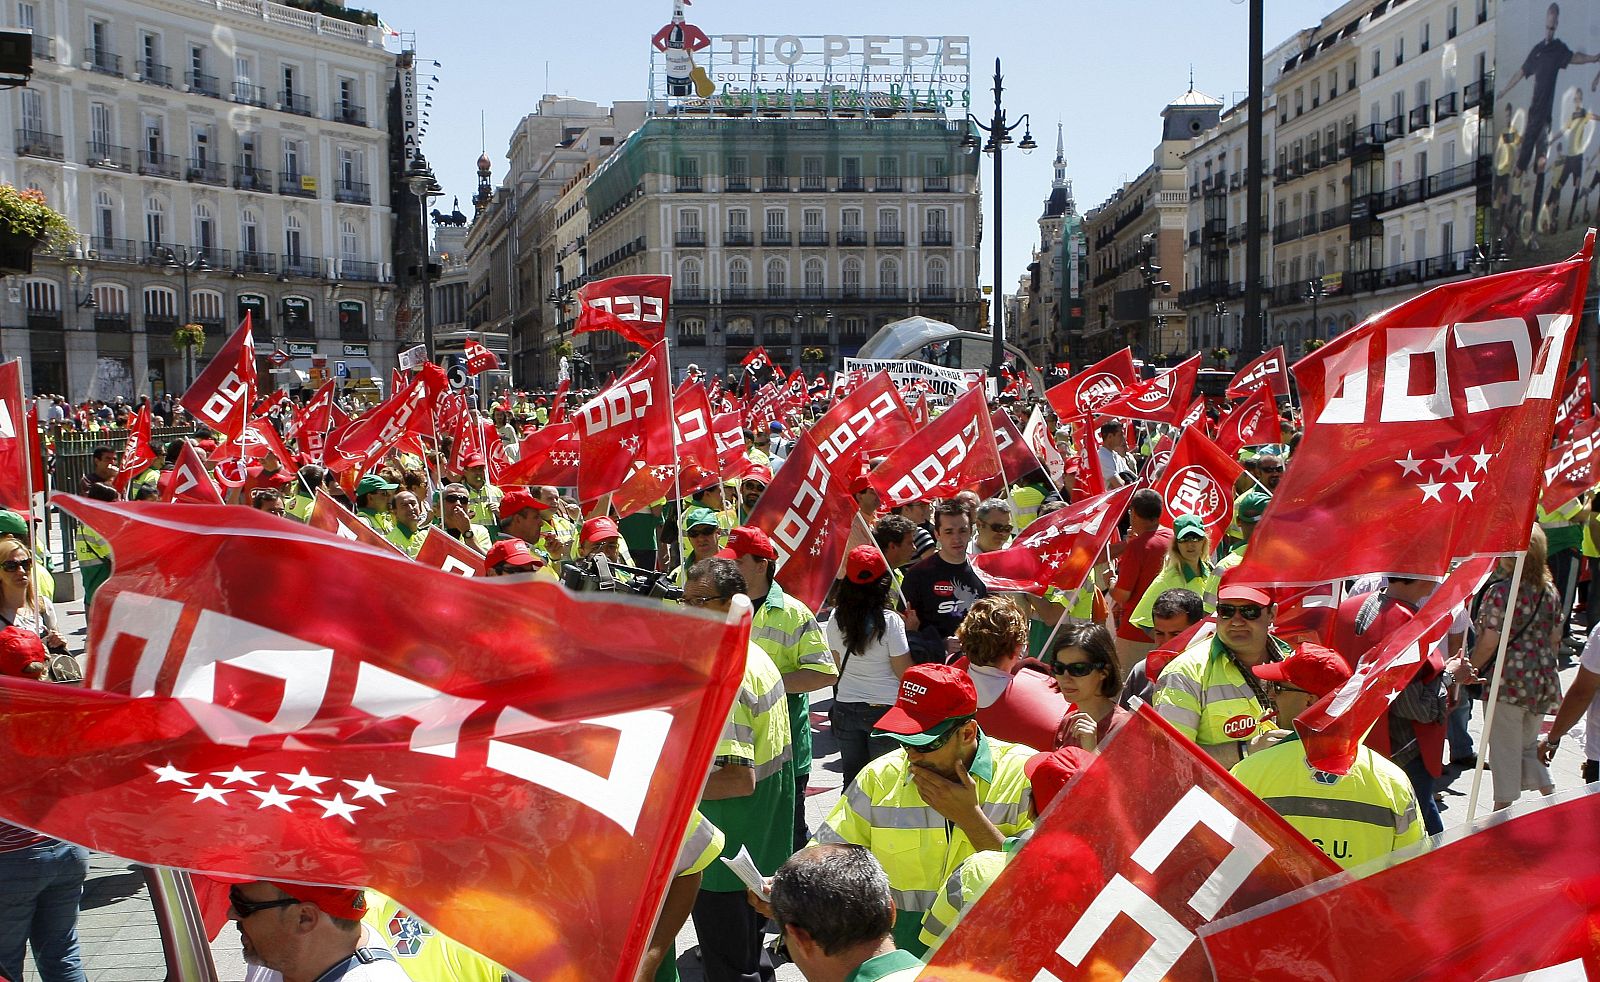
[852,508,909,611]
[1465,549,1527,822]
[17,362,37,575]
[1033,540,1113,662]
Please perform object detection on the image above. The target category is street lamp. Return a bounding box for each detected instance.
[963,58,1036,394]
[406,153,443,360]
[1214,300,1228,353]
[159,245,210,390]
[1303,278,1325,345]
[1470,238,1510,277]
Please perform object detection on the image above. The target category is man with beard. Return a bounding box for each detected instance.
[229,882,406,982]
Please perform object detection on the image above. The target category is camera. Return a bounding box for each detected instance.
[560,553,685,602]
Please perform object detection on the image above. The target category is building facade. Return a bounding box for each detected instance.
[1,0,396,399]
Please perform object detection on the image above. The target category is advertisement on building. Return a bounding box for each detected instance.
[1491,0,1600,270]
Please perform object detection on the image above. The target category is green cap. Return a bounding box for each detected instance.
[0,510,27,537]
[354,475,399,497]
[682,506,720,532]
[1173,514,1209,541]
[1238,488,1273,523]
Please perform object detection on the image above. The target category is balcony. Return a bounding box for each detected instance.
[837,229,866,247]
[31,34,53,61]
[192,246,231,268]
[232,80,268,107]
[675,230,706,247]
[87,236,139,262]
[1427,159,1485,198]
[873,177,902,192]
[185,70,220,97]
[281,254,322,278]
[723,230,752,246]
[1188,229,1202,248]
[673,288,707,306]
[279,90,314,116]
[924,176,950,192]
[186,158,227,185]
[1384,115,1406,140]
[1377,176,1426,213]
[1347,123,1390,161]
[84,47,121,77]
[340,259,380,282]
[94,313,131,332]
[333,179,371,204]
[760,176,789,192]
[1463,76,1491,112]
[26,309,61,330]
[800,230,830,247]
[137,60,172,87]
[15,129,63,161]
[85,142,131,171]
[839,177,864,191]
[137,150,181,180]
[234,250,277,275]
[1408,105,1431,130]
[332,103,367,127]
[144,315,178,335]
[1320,203,1351,230]
[1434,92,1459,121]
[233,164,273,193]
[1203,217,1227,240]
[922,229,953,246]
[279,173,318,198]
[725,177,750,192]
[675,175,702,192]
[800,175,827,191]
[875,229,904,246]
[761,230,792,246]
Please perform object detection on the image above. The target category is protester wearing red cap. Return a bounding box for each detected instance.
[827,545,914,789]
[459,453,503,533]
[1232,644,1424,870]
[227,880,409,982]
[1152,568,1292,768]
[736,467,772,522]
[722,525,835,853]
[812,663,1036,955]
[495,489,549,562]
[577,516,624,564]
[483,538,543,576]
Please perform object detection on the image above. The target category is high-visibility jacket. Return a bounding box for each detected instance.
[673,809,725,878]
[1008,483,1048,532]
[812,732,1035,956]
[463,483,503,535]
[751,581,833,774]
[74,523,111,567]
[1231,734,1424,869]
[362,892,505,982]
[1153,634,1291,757]
[918,832,1029,954]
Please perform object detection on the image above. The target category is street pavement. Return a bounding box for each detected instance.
[21,578,1597,982]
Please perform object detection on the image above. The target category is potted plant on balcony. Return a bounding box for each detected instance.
[0,184,76,276]
[1209,346,1232,368]
[801,347,826,364]
[1302,338,1326,355]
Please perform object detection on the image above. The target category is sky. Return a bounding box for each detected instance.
[374,0,1332,295]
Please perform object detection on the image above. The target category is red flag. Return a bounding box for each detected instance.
[307,489,403,554]
[1044,348,1137,418]
[549,378,571,424]
[1235,236,1593,585]
[740,346,773,372]
[1150,427,1244,549]
[1214,383,1284,456]
[414,528,486,577]
[1268,582,1341,647]
[870,385,1001,507]
[288,381,349,445]
[1066,415,1106,498]
[327,365,448,473]
[1542,414,1600,512]
[575,275,670,348]
[989,409,1045,489]
[613,384,723,517]
[574,342,673,502]
[713,411,752,481]
[1023,405,1067,487]
[1553,359,1593,440]
[26,496,748,982]
[180,314,257,440]
[1136,433,1176,492]
[910,392,931,429]
[1226,344,1292,399]
[1199,790,1600,980]
[252,388,289,420]
[463,339,502,376]
[157,442,224,504]
[972,486,1135,595]
[922,705,1338,981]
[1179,396,1210,434]
[746,431,858,612]
[743,383,784,432]
[809,373,916,480]
[228,417,300,475]
[498,421,581,488]
[0,361,34,510]
[1095,353,1202,424]
[1293,557,1494,775]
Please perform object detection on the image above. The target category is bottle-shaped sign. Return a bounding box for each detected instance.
[664,19,692,96]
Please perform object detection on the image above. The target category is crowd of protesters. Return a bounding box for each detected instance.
[1,365,1596,982]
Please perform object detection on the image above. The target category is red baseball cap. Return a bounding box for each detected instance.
[0,625,47,677]
[1216,568,1273,607]
[266,883,368,920]
[580,516,621,545]
[497,489,548,524]
[844,545,889,584]
[873,664,979,745]
[483,539,541,569]
[717,526,777,561]
[1024,746,1097,814]
[740,466,773,487]
[1252,643,1352,697]
[459,452,487,469]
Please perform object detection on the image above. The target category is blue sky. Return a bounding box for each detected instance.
[376,0,1331,294]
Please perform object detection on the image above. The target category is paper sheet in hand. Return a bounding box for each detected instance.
[719,846,770,901]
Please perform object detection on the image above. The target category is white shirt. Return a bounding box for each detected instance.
[1579,632,1600,759]
[826,610,909,705]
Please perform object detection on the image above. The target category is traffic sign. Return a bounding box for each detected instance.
[335,361,350,379]
[268,349,290,367]
[447,362,469,389]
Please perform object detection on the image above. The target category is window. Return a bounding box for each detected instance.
[728,257,750,292]
[726,156,749,188]
[17,2,35,30]
[93,284,127,315]
[190,44,205,78]
[24,279,58,313]
[282,63,297,97]
[339,147,362,185]
[764,208,786,236]
[240,210,259,254]
[285,214,302,260]
[19,87,42,134]
[338,76,355,109]
[143,286,177,320]
[283,139,301,179]
[194,203,213,250]
[675,156,700,190]
[144,196,165,246]
[679,209,701,233]
[801,156,824,190]
[89,19,109,58]
[926,208,948,232]
[1347,59,1357,91]
[1294,88,1304,116]
[90,102,113,149]
[340,220,359,263]
[878,257,900,292]
[765,258,786,296]
[1371,48,1381,79]
[841,207,863,231]
[94,191,115,242]
[1421,21,1431,52]
[803,258,824,296]
[842,257,863,294]
[727,208,749,232]
[140,30,161,75]
[841,157,862,189]
[239,132,257,169]
[1395,37,1404,67]
[802,208,824,231]
[142,113,164,156]
[193,290,223,322]
[926,258,948,297]
[192,124,213,166]
[1440,221,1454,258]
[680,257,702,294]
[877,208,900,232]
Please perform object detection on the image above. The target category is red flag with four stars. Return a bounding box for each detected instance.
[1094,353,1202,425]
[1150,427,1244,549]
[6,497,748,982]
[574,275,670,349]
[972,486,1135,595]
[1553,359,1593,440]
[1226,344,1292,399]
[498,422,581,488]
[574,342,673,503]
[1541,414,1600,512]
[463,339,502,375]
[746,431,859,613]
[1213,383,1284,457]
[1044,348,1137,419]
[612,383,723,517]
[1234,235,1594,585]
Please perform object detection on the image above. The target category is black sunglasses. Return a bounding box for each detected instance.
[229,890,302,919]
[906,717,972,752]
[1216,603,1266,621]
[985,523,1014,535]
[0,559,29,573]
[1051,660,1103,678]
[443,494,469,504]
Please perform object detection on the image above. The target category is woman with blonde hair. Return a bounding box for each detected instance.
[1470,525,1562,810]
[953,596,1067,751]
[0,538,64,655]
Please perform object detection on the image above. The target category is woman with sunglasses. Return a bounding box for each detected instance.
[0,540,65,657]
[952,597,1068,752]
[827,546,914,789]
[1045,622,1129,752]
[1129,515,1218,633]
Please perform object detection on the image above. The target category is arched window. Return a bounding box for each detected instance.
[925,258,948,298]
[677,317,707,346]
[192,289,224,323]
[142,285,177,318]
[23,279,59,313]
[194,202,214,251]
[727,257,750,296]
[765,258,787,297]
[94,191,116,244]
[878,257,900,294]
[803,258,824,297]
[240,209,260,259]
[842,257,863,296]
[339,219,360,263]
[680,257,702,297]
[144,195,165,246]
[725,316,754,339]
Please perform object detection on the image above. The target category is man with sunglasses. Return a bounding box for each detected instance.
[1232,644,1424,870]
[1153,573,1291,767]
[813,664,1034,956]
[435,483,491,553]
[968,499,1013,557]
[227,881,407,982]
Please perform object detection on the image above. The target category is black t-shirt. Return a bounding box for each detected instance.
[901,552,989,664]
[1523,37,1574,124]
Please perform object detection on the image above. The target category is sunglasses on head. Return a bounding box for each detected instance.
[1215,603,1266,621]
[1050,659,1103,678]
